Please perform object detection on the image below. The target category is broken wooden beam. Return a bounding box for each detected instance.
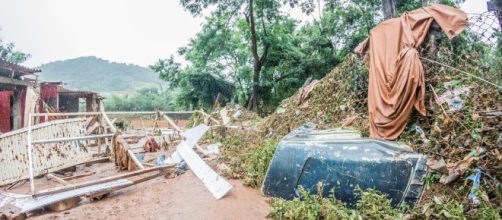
[162,113,208,155]
[127,149,145,170]
[62,172,96,181]
[196,110,220,125]
[34,164,174,197]
[47,174,69,186]
[102,111,117,133]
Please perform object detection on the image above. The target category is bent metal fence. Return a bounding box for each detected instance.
[0,118,94,186]
[0,111,201,195]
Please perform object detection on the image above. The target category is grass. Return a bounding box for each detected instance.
[204,129,279,187]
[269,184,500,220]
[242,138,280,187]
[269,184,403,220]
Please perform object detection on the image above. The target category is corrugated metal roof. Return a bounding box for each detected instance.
[0,59,41,78]
[58,87,97,95]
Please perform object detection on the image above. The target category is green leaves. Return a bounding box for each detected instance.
[242,138,280,187]
[0,37,30,64]
[150,55,182,86]
[104,87,179,111]
[175,72,235,110]
[269,184,402,220]
[164,0,460,111]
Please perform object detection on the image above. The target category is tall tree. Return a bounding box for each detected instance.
[158,0,381,112]
[490,0,502,30]
[248,0,262,110]
[178,0,298,111]
[382,0,397,19]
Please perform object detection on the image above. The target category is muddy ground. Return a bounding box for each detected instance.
[3,159,269,220]
[31,172,268,220]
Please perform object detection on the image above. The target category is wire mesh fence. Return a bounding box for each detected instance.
[466,9,501,45]
[419,9,501,92]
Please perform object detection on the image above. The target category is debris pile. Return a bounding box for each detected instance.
[0,110,236,218]
[194,105,260,129]
[262,55,369,137]
[246,31,501,219]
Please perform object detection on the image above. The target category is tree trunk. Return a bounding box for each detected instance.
[382,0,396,20]
[492,0,502,30]
[423,0,441,5]
[247,0,261,111]
[497,11,502,31]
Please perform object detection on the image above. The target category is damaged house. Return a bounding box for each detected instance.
[0,59,102,131]
[58,87,101,113]
[38,82,101,122]
[0,59,40,133]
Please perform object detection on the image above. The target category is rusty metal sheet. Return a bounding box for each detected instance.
[0,118,93,186]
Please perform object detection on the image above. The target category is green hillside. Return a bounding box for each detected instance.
[38,56,165,96]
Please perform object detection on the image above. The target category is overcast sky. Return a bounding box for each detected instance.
[0,0,489,68]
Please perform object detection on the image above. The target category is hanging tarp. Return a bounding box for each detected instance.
[354,4,467,140]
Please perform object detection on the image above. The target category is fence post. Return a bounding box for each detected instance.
[27,113,36,195]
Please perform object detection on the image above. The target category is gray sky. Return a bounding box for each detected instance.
[0,0,204,67]
[0,0,488,68]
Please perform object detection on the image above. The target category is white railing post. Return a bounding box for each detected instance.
[27,113,35,195]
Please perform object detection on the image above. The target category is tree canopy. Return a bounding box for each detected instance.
[0,34,30,63]
[150,0,471,113]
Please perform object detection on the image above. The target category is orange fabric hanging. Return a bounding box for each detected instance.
[354,4,467,140]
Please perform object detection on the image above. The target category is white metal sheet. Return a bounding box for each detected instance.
[178,124,233,199]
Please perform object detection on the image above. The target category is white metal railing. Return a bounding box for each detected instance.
[25,111,118,195]
[23,110,218,195]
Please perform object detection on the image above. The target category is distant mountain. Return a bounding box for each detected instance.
[38,56,165,96]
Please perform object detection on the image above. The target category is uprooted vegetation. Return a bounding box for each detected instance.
[269,184,500,219]
[204,128,279,188]
[268,184,402,220]
[207,36,502,218]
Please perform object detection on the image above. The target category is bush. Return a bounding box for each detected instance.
[242,139,280,187]
[269,184,402,220]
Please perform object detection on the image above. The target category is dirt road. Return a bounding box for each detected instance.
[30,171,269,220]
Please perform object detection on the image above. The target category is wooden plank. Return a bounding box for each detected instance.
[142,163,156,167]
[115,136,145,170]
[197,110,220,125]
[35,164,174,197]
[163,113,208,155]
[162,113,182,132]
[62,172,96,181]
[47,174,69,186]
[102,112,117,133]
